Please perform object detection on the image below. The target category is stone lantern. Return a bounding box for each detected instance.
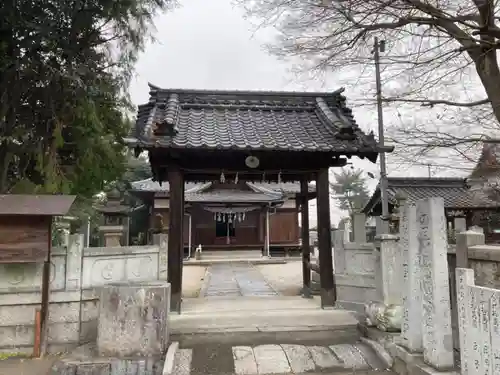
[96,188,131,247]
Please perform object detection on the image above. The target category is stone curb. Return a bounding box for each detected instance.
[360,337,393,369]
[162,341,179,375]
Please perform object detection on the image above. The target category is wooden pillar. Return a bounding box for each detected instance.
[316,168,336,308]
[168,165,184,313]
[265,206,270,257]
[300,179,312,298]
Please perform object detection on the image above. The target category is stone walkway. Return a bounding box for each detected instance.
[173,342,393,375]
[202,264,278,297]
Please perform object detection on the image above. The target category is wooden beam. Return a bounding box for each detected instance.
[168,165,184,313]
[316,168,336,308]
[150,149,348,172]
[299,179,312,298]
[40,217,52,356]
[181,172,317,183]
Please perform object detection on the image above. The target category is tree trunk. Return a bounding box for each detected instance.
[476,52,500,125]
[0,148,11,193]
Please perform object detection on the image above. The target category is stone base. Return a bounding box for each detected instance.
[311,271,321,295]
[97,281,171,357]
[358,324,460,375]
[50,343,164,375]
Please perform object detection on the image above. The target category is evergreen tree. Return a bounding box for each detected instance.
[0,0,171,210]
[331,168,370,220]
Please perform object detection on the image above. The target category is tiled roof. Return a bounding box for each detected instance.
[125,84,379,157]
[129,178,314,196]
[186,189,283,203]
[363,177,500,215]
[247,182,315,194]
[129,179,206,193]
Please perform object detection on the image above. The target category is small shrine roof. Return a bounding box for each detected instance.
[0,195,76,216]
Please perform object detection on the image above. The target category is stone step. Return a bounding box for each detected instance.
[201,250,263,259]
[170,297,361,346]
[168,342,394,375]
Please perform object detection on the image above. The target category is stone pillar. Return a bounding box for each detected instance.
[416,197,454,370]
[455,229,484,269]
[379,234,402,306]
[451,228,485,353]
[353,213,367,243]
[97,281,171,357]
[375,216,384,235]
[65,234,84,290]
[453,217,466,237]
[153,234,168,281]
[400,203,423,352]
[333,230,346,274]
[365,234,403,331]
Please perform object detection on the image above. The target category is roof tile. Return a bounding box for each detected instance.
[129,85,378,156]
[129,179,315,196]
[363,177,499,214]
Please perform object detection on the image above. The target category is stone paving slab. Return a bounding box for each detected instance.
[201,264,278,298]
[176,342,392,374]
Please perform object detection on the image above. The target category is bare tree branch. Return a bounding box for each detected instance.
[383,97,491,107]
[238,0,500,176]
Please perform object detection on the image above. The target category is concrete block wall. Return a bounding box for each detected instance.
[0,234,166,354]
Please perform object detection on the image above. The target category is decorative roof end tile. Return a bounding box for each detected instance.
[154,94,179,136]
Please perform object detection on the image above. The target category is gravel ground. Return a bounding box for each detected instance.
[256,261,303,296]
[182,265,208,298]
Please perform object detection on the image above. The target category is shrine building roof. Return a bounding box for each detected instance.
[129,179,315,198]
[186,189,283,203]
[363,177,500,216]
[125,84,380,161]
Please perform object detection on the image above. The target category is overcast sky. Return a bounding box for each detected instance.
[128,0,462,227]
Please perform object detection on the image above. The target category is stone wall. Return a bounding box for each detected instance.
[333,214,380,313]
[0,234,167,354]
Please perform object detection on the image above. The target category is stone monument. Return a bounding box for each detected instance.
[51,281,171,375]
[97,281,171,357]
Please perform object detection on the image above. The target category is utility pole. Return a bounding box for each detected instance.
[427,164,432,178]
[372,37,390,233]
